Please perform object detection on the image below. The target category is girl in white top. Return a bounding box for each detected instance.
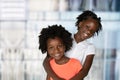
[43,10,102,80]
[66,38,95,65]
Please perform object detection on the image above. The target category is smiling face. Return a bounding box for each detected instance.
[47,37,65,61]
[77,18,98,41]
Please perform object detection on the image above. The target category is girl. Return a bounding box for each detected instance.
[39,25,82,80]
[43,10,102,80]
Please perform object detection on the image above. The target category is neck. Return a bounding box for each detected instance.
[55,56,69,65]
[74,33,83,43]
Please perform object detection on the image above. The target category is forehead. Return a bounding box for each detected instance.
[84,18,97,24]
[80,18,98,29]
[47,37,63,45]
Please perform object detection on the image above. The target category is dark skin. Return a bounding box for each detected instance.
[44,55,94,80]
[46,37,69,80]
[70,55,94,80]
[44,57,64,80]
[43,18,99,80]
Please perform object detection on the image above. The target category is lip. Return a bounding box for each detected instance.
[84,33,88,37]
[81,33,88,39]
[54,53,60,57]
[54,53,61,59]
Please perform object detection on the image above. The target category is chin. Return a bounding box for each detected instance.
[54,57,61,60]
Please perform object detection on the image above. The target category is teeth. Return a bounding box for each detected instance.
[84,33,88,37]
[55,54,60,57]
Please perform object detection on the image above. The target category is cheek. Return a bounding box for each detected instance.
[79,27,86,33]
[63,46,66,52]
[48,52,54,57]
[47,50,53,56]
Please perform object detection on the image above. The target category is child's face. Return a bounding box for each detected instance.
[47,37,65,60]
[77,18,98,41]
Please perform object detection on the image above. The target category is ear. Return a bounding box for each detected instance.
[78,22,83,28]
[63,45,66,52]
[77,22,82,30]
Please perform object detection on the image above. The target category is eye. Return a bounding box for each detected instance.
[86,25,89,28]
[48,46,54,50]
[85,25,90,30]
[58,44,64,48]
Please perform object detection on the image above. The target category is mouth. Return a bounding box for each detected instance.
[81,33,88,39]
[84,33,88,37]
[54,53,61,59]
[54,54,60,57]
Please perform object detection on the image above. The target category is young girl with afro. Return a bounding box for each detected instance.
[39,25,82,80]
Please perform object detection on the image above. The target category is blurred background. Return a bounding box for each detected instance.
[0,0,120,80]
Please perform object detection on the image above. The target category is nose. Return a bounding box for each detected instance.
[87,30,91,35]
[54,47,60,53]
[84,30,90,35]
[87,30,95,37]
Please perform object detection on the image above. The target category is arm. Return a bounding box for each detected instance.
[43,56,64,80]
[70,55,95,80]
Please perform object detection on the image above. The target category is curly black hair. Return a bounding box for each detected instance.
[75,10,102,36]
[38,25,73,54]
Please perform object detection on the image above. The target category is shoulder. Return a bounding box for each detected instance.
[78,41,96,55]
[87,42,95,50]
[70,58,81,64]
[80,40,94,46]
[76,40,95,50]
[70,58,82,68]
[50,59,55,64]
